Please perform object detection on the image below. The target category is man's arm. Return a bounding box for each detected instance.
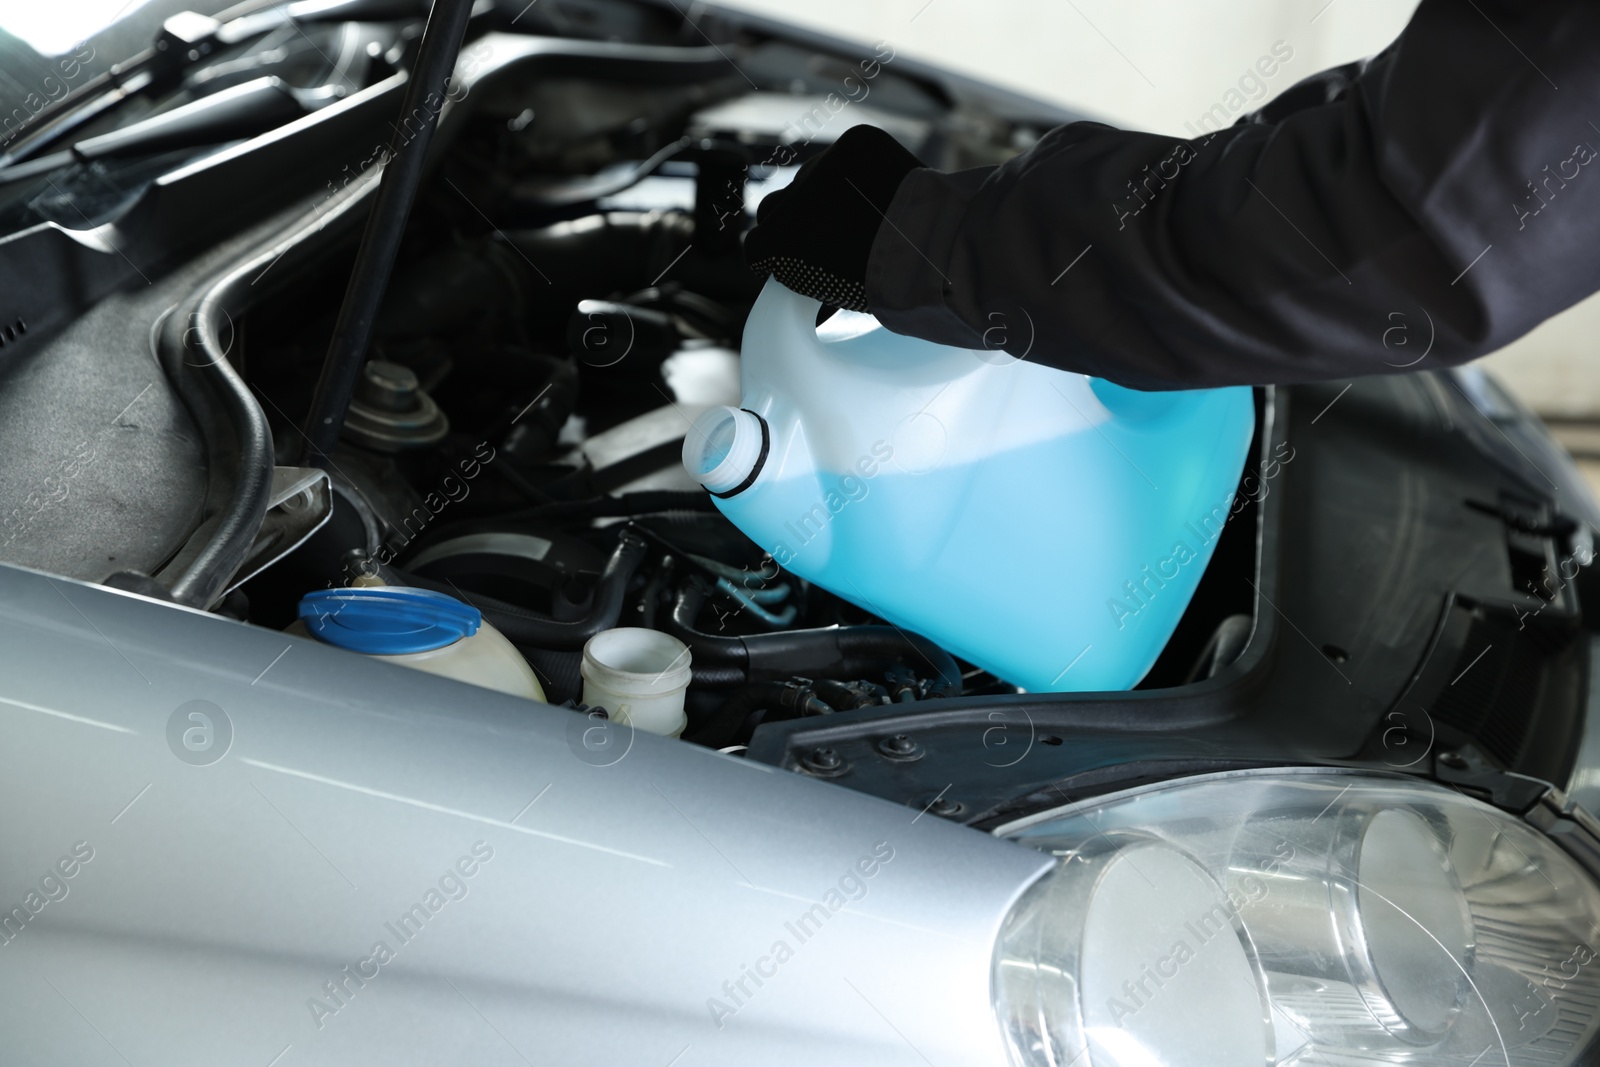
[866,0,1597,389]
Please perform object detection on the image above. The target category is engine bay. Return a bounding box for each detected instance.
[226,36,1260,752]
[0,0,1590,829]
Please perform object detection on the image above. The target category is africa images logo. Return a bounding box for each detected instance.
[166,700,233,766]
[0,841,95,949]
[706,842,895,1029]
[305,842,495,1030]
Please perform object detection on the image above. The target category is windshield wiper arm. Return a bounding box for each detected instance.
[0,75,307,187]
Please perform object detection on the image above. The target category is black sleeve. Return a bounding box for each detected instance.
[864,0,1597,390]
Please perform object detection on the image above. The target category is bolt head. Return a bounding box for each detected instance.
[875,733,924,762]
[917,794,962,818]
[799,746,847,777]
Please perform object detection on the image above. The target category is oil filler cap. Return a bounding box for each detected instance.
[341,360,449,452]
[298,587,481,655]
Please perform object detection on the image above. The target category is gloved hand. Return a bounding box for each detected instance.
[744,125,922,312]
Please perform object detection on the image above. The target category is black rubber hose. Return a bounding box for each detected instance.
[690,664,747,688]
[298,0,474,467]
[503,210,694,303]
[522,647,583,704]
[154,255,278,607]
[397,530,648,651]
[497,491,717,523]
[384,212,690,328]
[666,580,962,694]
[685,681,833,749]
[523,136,692,209]
[665,583,746,678]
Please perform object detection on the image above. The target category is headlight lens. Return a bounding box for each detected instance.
[992,771,1600,1066]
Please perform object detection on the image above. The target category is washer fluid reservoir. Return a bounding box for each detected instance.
[294,585,546,702]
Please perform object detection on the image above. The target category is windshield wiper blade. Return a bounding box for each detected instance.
[0,75,306,187]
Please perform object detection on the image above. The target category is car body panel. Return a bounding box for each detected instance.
[0,559,1051,1064]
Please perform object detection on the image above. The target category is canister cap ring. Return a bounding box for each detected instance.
[682,406,768,497]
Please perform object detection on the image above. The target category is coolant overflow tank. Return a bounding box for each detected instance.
[682,276,1255,693]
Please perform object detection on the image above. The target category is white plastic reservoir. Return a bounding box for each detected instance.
[580,627,692,737]
[683,276,1255,692]
[295,585,546,702]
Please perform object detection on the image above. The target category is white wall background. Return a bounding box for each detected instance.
[717,0,1600,415]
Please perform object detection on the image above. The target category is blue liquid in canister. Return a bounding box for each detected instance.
[682,277,1254,692]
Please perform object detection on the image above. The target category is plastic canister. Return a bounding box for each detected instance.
[682,276,1256,693]
[580,628,692,737]
[295,586,546,702]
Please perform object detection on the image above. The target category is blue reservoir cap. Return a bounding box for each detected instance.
[298,586,481,655]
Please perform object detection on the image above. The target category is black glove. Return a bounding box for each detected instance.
[744,125,921,312]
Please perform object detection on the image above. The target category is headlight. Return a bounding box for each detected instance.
[992,770,1600,1066]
